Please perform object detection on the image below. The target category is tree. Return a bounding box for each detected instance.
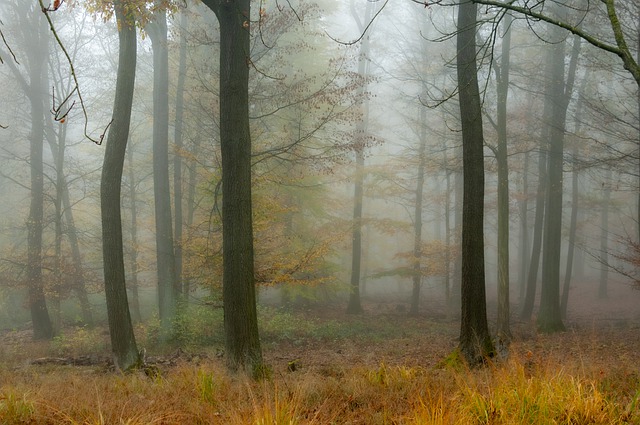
[199,0,264,374]
[346,0,375,315]
[493,12,513,341]
[147,0,178,341]
[410,106,427,316]
[5,2,57,340]
[173,8,188,296]
[598,167,612,299]
[470,0,639,88]
[100,0,140,371]
[456,0,494,363]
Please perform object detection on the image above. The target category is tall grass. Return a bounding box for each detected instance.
[0,349,638,424]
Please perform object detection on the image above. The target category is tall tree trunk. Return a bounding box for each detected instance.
[456,0,493,363]
[537,26,580,333]
[45,114,94,327]
[347,0,374,315]
[52,119,65,333]
[347,149,365,314]
[149,4,177,340]
[101,1,140,371]
[184,136,202,296]
[443,144,452,310]
[495,12,512,341]
[410,108,427,316]
[126,142,142,323]
[636,8,640,244]
[520,141,547,320]
[201,0,264,373]
[561,72,587,319]
[174,9,188,297]
[518,151,530,304]
[450,159,463,315]
[561,144,579,318]
[598,167,612,299]
[26,8,53,340]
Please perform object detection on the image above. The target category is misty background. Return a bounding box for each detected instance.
[0,0,638,340]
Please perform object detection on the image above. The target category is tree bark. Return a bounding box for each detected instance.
[347,148,365,314]
[495,12,512,341]
[148,4,178,340]
[174,9,188,296]
[101,0,140,371]
[126,142,142,323]
[26,7,53,340]
[520,140,546,320]
[561,145,579,318]
[346,0,374,315]
[201,0,264,373]
[456,0,493,363]
[538,23,580,333]
[517,151,530,304]
[561,72,587,319]
[410,108,427,316]
[598,167,612,299]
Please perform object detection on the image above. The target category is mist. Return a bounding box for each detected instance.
[0,0,639,421]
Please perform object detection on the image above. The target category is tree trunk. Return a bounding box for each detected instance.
[174,9,188,297]
[149,4,178,341]
[538,26,580,333]
[520,142,546,320]
[598,167,612,299]
[208,0,264,373]
[495,12,512,341]
[101,1,140,371]
[346,0,374,315]
[410,108,427,316]
[561,73,587,319]
[45,113,94,327]
[126,142,142,323]
[456,0,493,363]
[636,8,639,244]
[26,8,53,340]
[450,159,463,315]
[443,144,452,310]
[561,146,579,319]
[517,151,530,304]
[347,149,365,314]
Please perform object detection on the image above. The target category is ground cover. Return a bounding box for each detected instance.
[1,282,639,424]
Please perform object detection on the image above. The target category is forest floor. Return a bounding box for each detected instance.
[1,279,640,424]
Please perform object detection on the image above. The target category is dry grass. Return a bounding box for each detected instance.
[0,347,638,424]
[1,289,640,424]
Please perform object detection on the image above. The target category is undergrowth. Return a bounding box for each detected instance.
[0,349,638,424]
[1,307,639,424]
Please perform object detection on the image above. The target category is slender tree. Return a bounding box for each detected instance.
[410,105,427,316]
[125,140,142,323]
[148,1,178,341]
[598,167,612,299]
[537,13,580,333]
[494,12,513,341]
[346,0,374,315]
[173,8,188,296]
[101,0,140,371]
[25,4,53,340]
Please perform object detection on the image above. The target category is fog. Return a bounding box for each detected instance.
[0,0,639,358]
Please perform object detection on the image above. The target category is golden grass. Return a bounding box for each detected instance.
[1,346,638,425]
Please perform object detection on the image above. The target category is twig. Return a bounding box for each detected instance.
[38,0,110,145]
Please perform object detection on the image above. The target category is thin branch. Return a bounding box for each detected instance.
[38,0,111,145]
[326,0,390,46]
